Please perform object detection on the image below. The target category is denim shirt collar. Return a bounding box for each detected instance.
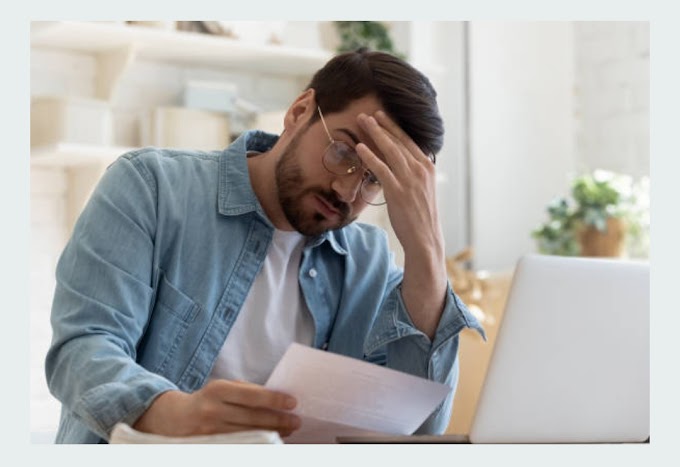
[217,130,348,256]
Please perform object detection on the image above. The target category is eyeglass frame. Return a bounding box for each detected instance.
[316,106,387,206]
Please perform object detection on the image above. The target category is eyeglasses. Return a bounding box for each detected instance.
[317,106,386,206]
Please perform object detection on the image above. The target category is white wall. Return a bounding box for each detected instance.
[574,22,649,178]
[468,21,650,272]
[469,22,576,272]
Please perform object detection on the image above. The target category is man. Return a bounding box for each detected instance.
[45,48,484,443]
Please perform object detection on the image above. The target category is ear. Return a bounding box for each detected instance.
[283,88,316,133]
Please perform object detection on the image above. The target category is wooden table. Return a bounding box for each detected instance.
[446,271,513,435]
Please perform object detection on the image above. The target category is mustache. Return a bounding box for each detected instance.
[313,189,351,217]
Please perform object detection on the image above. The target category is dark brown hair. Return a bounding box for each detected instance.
[305,48,444,159]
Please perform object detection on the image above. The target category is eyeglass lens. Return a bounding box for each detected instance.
[323,142,385,205]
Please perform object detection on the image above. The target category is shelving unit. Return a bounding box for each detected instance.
[31,21,332,78]
[30,21,332,169]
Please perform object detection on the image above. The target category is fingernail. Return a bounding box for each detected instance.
[285,396,297,409]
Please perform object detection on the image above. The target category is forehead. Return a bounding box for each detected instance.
[327,95,385,126]
[322,95,386,153]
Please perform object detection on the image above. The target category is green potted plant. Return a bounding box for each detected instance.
[319,21,405,58]
[532,170,649,258]
[333,21,404,57]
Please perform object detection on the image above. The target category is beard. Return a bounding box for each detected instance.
[275,135,356,236]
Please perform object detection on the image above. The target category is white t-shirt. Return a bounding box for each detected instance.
[209,228,315,384]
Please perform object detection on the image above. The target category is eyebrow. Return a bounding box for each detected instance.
[336,128,360,145]
[336,127,387,165]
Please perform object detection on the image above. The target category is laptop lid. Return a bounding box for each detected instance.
[469,254,649,444]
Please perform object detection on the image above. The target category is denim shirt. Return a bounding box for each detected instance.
[46,130,485,443]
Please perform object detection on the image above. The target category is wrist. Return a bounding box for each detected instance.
[133,389,190,436]
[403,244,446,279]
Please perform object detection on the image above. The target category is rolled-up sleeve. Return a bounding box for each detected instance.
[364,278,486,434]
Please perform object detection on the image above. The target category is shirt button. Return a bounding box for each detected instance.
[309,268,317,278]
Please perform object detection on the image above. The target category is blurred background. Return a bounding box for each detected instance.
[30,21,649,442]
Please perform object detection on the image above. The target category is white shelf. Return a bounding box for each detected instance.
[30,143,134,168]
[30,21,333,168]
[31,21,332,77]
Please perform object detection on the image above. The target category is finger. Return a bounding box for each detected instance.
[200,418,300,438]
[355,141,397,190]
[204,379,297,411]
[218,404,302,433]
[373,110,433,165]
[358,114,410,175]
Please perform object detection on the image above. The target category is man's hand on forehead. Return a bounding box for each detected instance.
[354,110,435,191]
[354,109,446,340]
[354,110,438,243]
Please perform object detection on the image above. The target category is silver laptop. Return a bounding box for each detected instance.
[339,254,650,444]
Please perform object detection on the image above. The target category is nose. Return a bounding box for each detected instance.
[330,171,363,204]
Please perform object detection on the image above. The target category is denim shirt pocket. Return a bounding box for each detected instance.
[137,272,201,377]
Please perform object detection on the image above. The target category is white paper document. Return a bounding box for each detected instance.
[264,343,451,443]
[109,422,283,444]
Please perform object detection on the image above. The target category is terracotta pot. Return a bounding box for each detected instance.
[578,217,626,257]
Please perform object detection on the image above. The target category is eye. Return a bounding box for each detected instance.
[363,171,381,186]
[331,142,361,173]
[333,141,355,159]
